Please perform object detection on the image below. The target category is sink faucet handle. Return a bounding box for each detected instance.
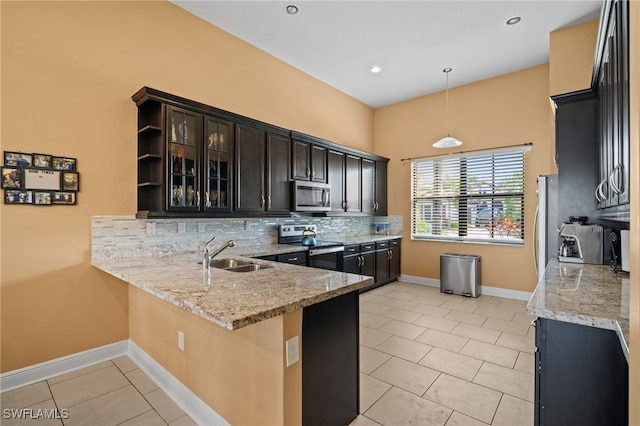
[204,235,216,249]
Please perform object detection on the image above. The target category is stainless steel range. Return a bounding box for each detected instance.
[278,224,344,271]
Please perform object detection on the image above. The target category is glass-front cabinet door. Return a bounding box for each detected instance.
[204,117,232,212]
[168,107,200,212]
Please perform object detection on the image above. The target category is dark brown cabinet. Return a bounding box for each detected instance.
[375,239,401,288]
[345,155,362,213]
[327,149,346,212]
[235,124,291,214]
[133,88,389,218]
[133,88,236,218]
[534,318,627,426]
[595,0,629,219]
[292,138,327,183]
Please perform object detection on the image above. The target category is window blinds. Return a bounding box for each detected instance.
[411,146,527,244]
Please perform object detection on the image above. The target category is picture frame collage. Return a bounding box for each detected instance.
[2,151,79,205]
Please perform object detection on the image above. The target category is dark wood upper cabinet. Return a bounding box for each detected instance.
[345,155,361,213]
[132,88,388,218]
[327,149,346,212]
[235,123,291,214]
[593,0,630,220]
[375,160,388,215]
[266,133,292,213]
[292,139,327,183]
[361,158,375,213]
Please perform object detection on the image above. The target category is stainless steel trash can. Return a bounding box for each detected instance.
[440,254,481,297]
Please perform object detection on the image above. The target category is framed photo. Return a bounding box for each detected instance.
[61,171,79,191]
[33,153,52,169]
[33,191,52,205]
[53,191,77,205]
[1,167,22,189]
[4,190,33,204]
[52,156,77,171]
[24,168,61,190]
[4,151,32,167]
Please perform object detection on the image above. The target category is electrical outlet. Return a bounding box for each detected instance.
[178,331,185,351]
[286,336,299,367]
[198,222,205,233]
[178,222,186,233]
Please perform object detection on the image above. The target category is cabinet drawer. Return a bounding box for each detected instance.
[344,244,360,255]
[360,243,375,252]
[276,251,307,265]
[390,239,400,247]
[376,241,389,250]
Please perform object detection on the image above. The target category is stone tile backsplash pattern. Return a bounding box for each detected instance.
[92,215,402,260]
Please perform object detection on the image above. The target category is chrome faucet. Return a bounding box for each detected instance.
[202,237,236,269]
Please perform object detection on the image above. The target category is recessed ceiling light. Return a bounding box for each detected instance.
[286,5,298,15]
[506,16,521,25]
[370,65,382,74]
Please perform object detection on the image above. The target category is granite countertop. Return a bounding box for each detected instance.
[527,258,629,359]
[92,244,373,331]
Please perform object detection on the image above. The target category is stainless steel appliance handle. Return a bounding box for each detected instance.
[309,246,344,256]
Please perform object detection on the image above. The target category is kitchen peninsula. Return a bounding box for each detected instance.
[527,259,629,425]
[93,241,372,425]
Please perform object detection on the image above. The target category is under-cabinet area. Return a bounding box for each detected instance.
[132,87,389,219]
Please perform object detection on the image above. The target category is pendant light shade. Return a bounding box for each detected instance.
[433,134,462,148]
[433,68,462,148]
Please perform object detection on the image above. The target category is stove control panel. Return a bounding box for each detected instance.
[279,224,316,237]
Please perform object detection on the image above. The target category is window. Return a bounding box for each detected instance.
[411,146,529,245]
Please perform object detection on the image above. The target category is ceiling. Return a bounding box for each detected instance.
[171,1,602,109]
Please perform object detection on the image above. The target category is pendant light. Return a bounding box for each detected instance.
[433,67,463,148]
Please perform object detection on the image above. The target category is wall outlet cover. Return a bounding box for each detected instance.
[286,336,299,367]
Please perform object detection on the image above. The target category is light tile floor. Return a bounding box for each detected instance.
[0,356,197,426]
[352,281,535,426]
[1,281,535,426]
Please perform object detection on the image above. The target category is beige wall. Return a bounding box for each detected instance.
[549,19,599,96]
[0,1,373,373]
[375,64,555,292]
[129,286,302,424]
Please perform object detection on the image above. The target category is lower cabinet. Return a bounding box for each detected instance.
[303,291,359,426]
[534,318,628,426]
[344,239,401,292]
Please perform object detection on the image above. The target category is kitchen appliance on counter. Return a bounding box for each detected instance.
[558,223,603,264]
[292,180,331,212]
[278,224,344,271]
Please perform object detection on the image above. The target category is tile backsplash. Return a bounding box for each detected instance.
[92,215,402,260]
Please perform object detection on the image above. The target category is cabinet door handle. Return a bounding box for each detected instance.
[610,163,623,194]
[595,184,602,202]
[598,178,609,200]
[267,195,271,209]
[260,195,265,208]
[311,168,315,179]
[196,191,200,208]
[388,249,392,260]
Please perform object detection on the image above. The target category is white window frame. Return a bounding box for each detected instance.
[411,145,530,245]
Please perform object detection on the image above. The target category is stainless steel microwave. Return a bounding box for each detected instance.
[292,180,331,212]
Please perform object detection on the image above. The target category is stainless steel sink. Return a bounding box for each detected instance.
[205,258,271,272]
[225,264,270,273]
[209,258,253,269]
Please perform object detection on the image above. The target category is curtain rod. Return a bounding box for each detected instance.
[400,142,533,162]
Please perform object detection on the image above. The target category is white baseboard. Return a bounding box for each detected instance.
[399,274,532,301]
[1,340,228,425]
[128,341,229,426]
[0,340,128,393]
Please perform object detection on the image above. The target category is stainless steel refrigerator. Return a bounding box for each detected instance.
[535,175,559,279]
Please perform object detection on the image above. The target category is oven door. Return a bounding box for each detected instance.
[308,246,344,271]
